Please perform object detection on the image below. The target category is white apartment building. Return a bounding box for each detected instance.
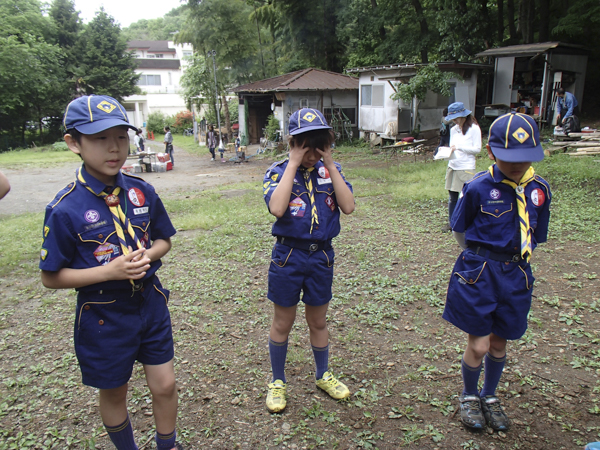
[123,40,193,129]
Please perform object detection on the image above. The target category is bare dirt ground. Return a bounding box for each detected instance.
[0,143,599,450]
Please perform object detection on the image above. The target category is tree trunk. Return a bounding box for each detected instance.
[539,0,550,42]
[506,0,517,40]
[497,0,504,42]
[517,0,535,43]
[410,0,429,64]
[222,94,232,143]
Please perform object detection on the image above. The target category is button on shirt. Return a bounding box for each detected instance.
[451,165,551,254]
[39,165,176,292]
[263,159,353,241]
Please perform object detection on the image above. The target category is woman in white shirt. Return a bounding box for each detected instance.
[444,102,482,231]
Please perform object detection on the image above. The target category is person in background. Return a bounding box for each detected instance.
[443,102,482,232]
[134,129,145,165]
[207,125,217,161]
[0,170,10,199]
[164,126,174,167]
[555,88,579,125]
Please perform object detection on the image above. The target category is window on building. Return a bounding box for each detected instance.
[183,51,193,58]
[153,54,164,58]
[137,75,161,86]
[361,85,384,107]
[147,54,155,58]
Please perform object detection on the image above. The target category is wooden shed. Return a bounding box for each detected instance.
[232,68,358,144]
[476,42,588,125]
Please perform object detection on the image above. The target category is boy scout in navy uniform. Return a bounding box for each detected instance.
[40,95,184,450]
[262,108,355,413]
[443,113,551,432]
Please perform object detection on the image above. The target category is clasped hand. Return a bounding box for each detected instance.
[107,246,151,280]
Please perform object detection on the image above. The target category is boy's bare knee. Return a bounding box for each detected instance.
[150,376,177,398]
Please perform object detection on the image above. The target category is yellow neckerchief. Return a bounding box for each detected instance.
[301,166,319,234]
[77,168,143,285]
[490,165,536,262]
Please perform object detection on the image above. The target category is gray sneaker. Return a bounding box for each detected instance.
[459,394,485,429]
[481,395,510,431]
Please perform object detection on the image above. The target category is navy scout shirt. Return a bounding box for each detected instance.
[263,159,353,241]
[40,164,176,292]
[451,164,551,254]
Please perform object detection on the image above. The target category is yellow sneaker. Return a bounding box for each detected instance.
[266,380,287,413]
[316,371,350,400]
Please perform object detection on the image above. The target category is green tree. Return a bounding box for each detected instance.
[0,0,66,145]
[121,6,189,41]
[76,8,140,101]
[391,64,458,130]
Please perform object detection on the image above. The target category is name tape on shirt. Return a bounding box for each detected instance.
[133,207,149,215]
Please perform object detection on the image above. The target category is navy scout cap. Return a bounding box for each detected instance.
[488,112,544,163]
[289,108,332,136]
[63,95,138,134]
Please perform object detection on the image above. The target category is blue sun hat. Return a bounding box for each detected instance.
[288,108,332,136]
[445,102,472,121]
[63,95,138,134]
[488,112,544,163]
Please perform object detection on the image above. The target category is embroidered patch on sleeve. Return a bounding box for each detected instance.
[40,248,48,261]
[44,226,50,238]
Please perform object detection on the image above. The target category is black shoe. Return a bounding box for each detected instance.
[459,394,485,429]
[481,395,510,431]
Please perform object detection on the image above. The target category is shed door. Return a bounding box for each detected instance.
[492,57,515,106]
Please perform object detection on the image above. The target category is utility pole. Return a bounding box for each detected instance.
[208,50,224,150]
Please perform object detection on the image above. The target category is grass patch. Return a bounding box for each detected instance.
[0,212,44,275]
[0,146,80,168]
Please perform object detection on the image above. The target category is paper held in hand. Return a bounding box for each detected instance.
[434,146,456,160]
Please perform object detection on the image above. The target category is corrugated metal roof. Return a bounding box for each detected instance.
[127,40,176,53]
[345,61,490,73]
[475,41,586,57]
[233,68,358,93]
[136,59,180,70]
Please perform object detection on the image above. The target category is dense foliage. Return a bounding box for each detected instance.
[2,0,598,150]
[0,0,139,149]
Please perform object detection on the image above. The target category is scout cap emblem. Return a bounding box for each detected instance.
[487,112,544,163]
[63,94,138,135]
[288,108,332,136]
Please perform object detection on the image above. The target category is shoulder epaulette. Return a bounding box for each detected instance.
[265,158,288,178]
[534,174,551,197]
[464,170,488,185]
[48,181,76,209]
[122,172,146,182]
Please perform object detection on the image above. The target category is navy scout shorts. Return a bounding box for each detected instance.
[443,250,535,340]
[268,242,335,307]
[74,276,174,389]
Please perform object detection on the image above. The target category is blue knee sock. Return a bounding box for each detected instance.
[480,352,506,398]
[461,358,482,396]
[105,415,138,450]
[155,429,176,450]
[312,344,329,380]
[269,337,288,383]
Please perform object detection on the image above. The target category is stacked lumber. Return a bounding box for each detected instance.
[567,131,600,156]
[544,129,600,157]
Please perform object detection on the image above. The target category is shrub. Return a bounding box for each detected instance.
[170,111,193,134]
[146,111,169,133]
[264,114,281,141]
